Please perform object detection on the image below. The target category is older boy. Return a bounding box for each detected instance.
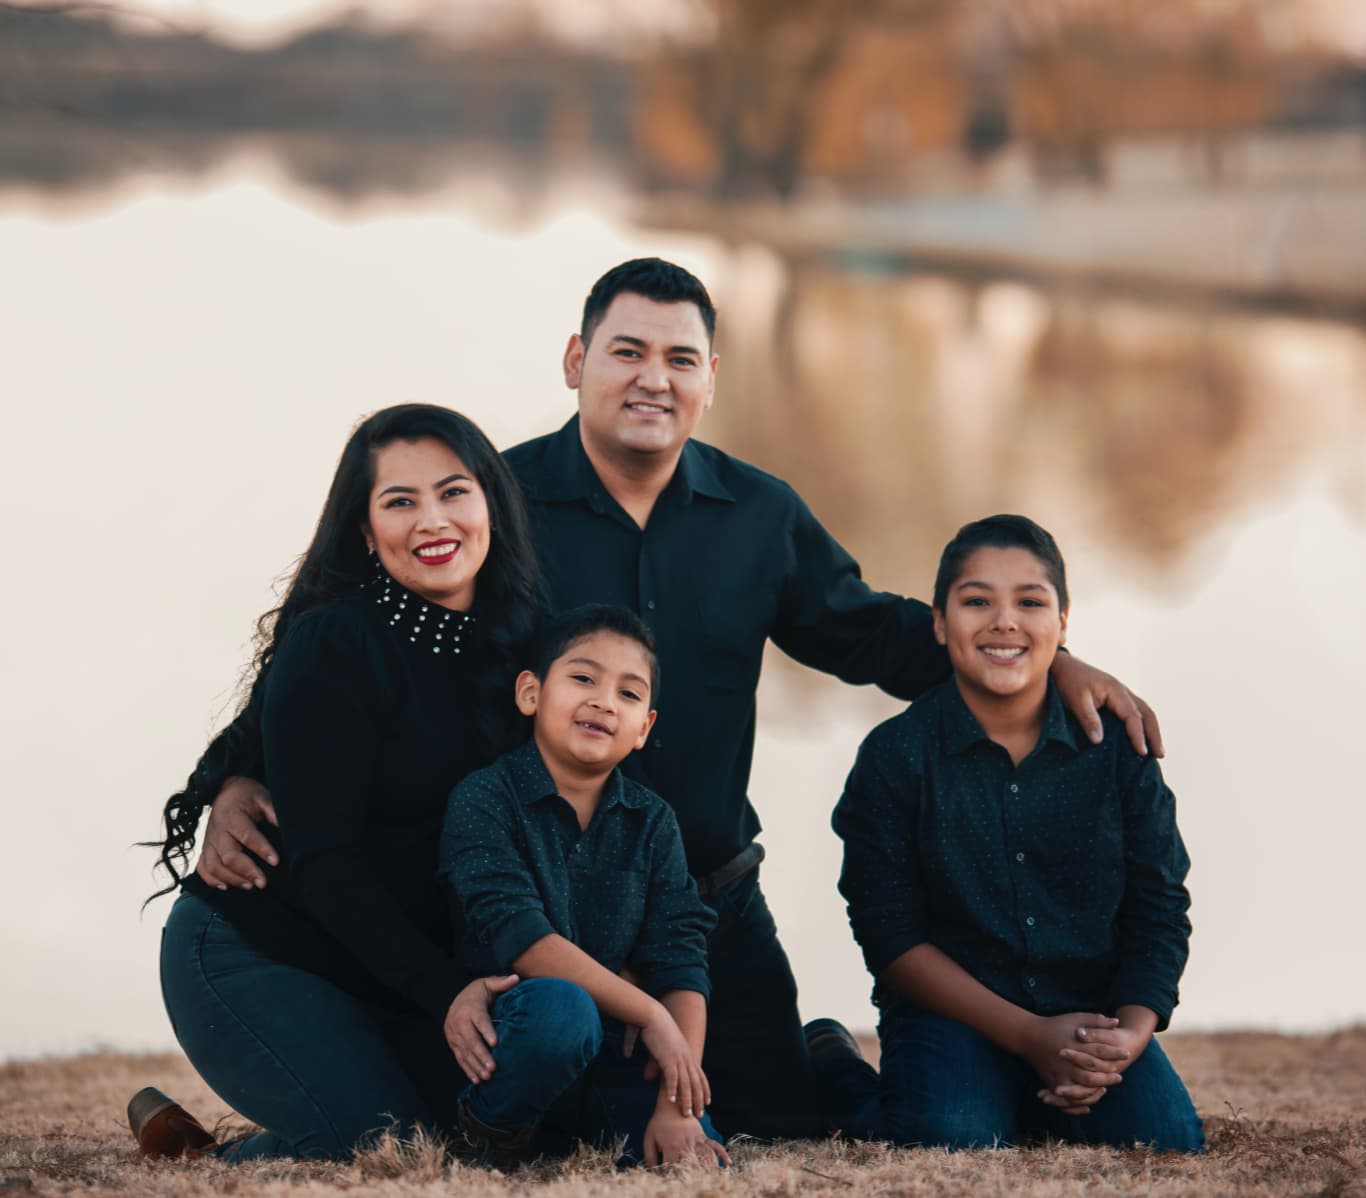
[832,515,1203,1151]
[438,605,728,1168]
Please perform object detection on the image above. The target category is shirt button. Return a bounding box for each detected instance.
[1027,976,1037,988]
[653,738,664,750]
[1009,783,1019,794]
[1015,852,1025,863]
[1025,916,1036,927]
[646,599,656,610]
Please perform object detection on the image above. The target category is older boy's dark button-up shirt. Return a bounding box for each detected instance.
[833,680,1191,1030]
[438,740,716,999]
[503,417,947,875]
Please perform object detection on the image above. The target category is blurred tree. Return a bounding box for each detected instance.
[644,0,1311,197]
[647,0,958,200]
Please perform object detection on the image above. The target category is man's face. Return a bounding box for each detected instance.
[564,292,717,466]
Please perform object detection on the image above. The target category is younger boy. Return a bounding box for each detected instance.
[438,604,729,1168]
[831,515,1203,1151]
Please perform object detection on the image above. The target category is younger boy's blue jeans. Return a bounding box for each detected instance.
[820,1004,1204,1152]
[465,977,723,1165]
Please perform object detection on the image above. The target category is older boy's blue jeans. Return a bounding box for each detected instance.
[466,977,722,1165]
[820,1004,1204,1152]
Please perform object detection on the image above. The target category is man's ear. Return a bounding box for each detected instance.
[633,709,658,751]
[932,608,947,646]
[514,670,541,717]
[562,333,586,389]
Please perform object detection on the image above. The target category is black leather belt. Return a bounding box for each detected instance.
[692,842,765,896]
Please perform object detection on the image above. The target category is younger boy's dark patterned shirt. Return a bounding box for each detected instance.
[439,739,715,999]
[833,680,1191,1029]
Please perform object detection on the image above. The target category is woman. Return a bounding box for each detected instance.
[140,404,543,1160]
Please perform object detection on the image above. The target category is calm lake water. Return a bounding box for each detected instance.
[3,165,1363,1058]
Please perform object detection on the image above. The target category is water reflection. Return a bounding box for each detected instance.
[714,260,1366,595]
[1,175,1362,1057]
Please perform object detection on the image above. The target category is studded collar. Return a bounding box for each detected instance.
[368,565,475,657]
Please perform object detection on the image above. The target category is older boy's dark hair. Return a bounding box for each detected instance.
[933,514,1069,611]
[580,258,717,348]
[533,604,661,698]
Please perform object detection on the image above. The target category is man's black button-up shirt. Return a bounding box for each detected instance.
[504,417,947,874]
[833,680,1191,1030]
[439,740,715,998]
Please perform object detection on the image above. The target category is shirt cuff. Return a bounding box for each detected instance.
[1106,980,1177,1032]
[489,908,558,972]
[640,965,711,1002]
[859,927,928,977]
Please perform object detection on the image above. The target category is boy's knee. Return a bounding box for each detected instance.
[507,977,602,1066]
[883,1100,1011,1150]
[1125,1108,1206,1154]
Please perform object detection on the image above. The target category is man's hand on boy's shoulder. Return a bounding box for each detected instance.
[197,777,279,890]
[1050,652,1164,758]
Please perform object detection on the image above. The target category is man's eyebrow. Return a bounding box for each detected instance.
[377,473,471,497]
[606,333,703,358]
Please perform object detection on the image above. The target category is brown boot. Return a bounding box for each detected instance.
[455,1099,537,1170]
[127,1087,218,1160]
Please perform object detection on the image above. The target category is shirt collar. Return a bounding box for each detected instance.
[522,415,734,506]
[505,737,649,810]
[940,678,1080,757]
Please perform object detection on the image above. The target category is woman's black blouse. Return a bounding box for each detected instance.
[182,582,495,1020]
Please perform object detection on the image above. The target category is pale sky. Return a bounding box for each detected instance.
[90,0,702,48]
[26,0,1366,54]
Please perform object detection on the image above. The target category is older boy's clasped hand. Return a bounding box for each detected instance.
[1041,1006,1158,1113]
[1021,1013,1128,1115]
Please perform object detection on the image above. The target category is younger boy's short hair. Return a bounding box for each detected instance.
[933,514,1069,612]
[533,604,661,699]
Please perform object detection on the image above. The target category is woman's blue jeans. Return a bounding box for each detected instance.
[160,892,469,1160]
[161,892,719,1165]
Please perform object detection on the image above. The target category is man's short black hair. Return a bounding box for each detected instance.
[580,258,717,348]
[933,514,1069,612]
[533,604,661,698]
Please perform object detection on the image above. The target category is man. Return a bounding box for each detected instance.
[197,258,1162,1140]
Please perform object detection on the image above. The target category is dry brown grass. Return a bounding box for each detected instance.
[2,1030,1364,1197]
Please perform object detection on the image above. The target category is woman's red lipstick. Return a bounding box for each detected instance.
[413,539,459,566]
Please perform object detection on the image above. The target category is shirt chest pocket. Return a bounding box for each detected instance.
[567,867,649,971]
[695,586,779,694]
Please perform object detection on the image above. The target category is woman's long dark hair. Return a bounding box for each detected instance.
[148,404,543,898]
